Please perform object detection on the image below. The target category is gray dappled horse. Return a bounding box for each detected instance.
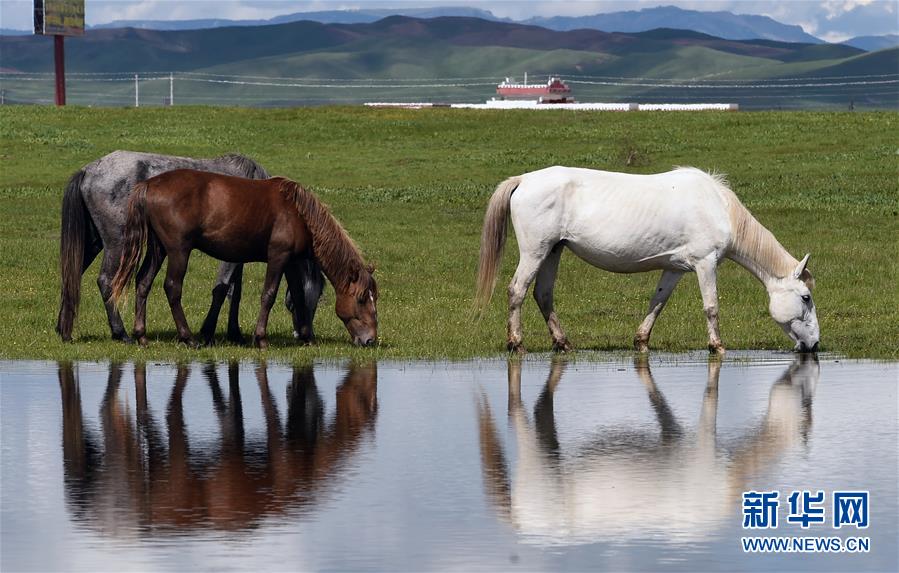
[57,150,323,344]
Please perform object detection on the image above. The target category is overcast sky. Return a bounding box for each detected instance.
[2,1,897,41]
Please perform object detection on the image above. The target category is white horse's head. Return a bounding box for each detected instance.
[767,254,820,352]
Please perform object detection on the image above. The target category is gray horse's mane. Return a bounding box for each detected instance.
[216,153,269,180]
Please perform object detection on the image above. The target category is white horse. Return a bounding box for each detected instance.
[475,166,820,353]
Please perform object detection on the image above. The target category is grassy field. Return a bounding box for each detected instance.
[0,106,896,361]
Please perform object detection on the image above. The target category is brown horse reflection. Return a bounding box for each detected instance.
[58,361,377,534]
[477,356,819,545]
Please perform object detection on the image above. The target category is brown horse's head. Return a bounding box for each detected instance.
[335,265,378,346]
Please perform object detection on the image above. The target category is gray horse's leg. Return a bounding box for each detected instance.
[284,262,314,344]
[226,265,245,344]
[201,262,244,346]
[285,259,324,343]
[97,247,132,343]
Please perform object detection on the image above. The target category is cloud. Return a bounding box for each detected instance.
[822,0,878,20]
[816,0,898,37]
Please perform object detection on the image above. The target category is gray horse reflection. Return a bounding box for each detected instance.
[58,361,377,534]
[477,356,819,545]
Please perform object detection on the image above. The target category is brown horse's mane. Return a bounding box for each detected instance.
[278,179,375,294]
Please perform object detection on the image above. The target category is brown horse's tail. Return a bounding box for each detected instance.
[475,175,521,312]
[57,169,89,341]
[109,182,150,306]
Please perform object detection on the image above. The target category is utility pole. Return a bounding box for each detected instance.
[134,74,139,107]
[34,1,84,106]
[170,73,174,106]
[54,35,65,105]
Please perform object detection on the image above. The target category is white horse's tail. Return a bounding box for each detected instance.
[475,176,522,312]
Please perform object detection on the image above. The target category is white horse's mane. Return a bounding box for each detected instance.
[675,167,799,281]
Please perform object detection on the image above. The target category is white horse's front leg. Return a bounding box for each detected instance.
[695,257,725,354]
[634,270,684,352]
[507,254,543,354]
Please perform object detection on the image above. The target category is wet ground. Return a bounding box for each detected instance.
[1,354,896,572]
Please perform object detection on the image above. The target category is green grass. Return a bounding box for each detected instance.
[0,106,896,361]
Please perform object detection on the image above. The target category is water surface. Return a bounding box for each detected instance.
[1,355,896,571]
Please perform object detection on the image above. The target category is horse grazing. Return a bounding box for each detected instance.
[109,169,377,348]
[57,150,324,344]
[476,166,819,354]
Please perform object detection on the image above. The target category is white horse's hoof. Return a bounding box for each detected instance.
[507,341,526,355]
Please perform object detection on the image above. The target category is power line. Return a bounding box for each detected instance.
[3,70,897,84]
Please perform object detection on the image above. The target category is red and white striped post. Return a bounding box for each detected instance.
[53,34,65,106]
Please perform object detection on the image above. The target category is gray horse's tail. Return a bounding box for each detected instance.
[475,176,521,312]
[110,182,149,306]
[57,169,89,341]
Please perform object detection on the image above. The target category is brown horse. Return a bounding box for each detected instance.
[109,169,378,348]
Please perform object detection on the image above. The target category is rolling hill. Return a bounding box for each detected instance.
[1,16,895,109]
[41,4,825,45]
[89,6,507,30]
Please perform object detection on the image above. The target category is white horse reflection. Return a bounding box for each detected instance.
[477,356,819,545]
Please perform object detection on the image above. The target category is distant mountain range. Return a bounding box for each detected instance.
[90,7,507,31]
[2,16,870,74]
[842,34,899,52]
[523,6,821,43]
[3,5,897,51]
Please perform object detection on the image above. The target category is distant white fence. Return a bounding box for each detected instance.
[367,101,740,111]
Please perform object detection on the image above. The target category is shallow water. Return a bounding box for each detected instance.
[1,354,896,572]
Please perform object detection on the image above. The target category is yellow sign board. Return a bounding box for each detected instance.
[34,0,85,36]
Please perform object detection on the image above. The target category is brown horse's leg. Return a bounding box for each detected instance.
[284,262,314,344]
[253,258,287,349]
[133,237,166,346]
[163,250,196,347]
